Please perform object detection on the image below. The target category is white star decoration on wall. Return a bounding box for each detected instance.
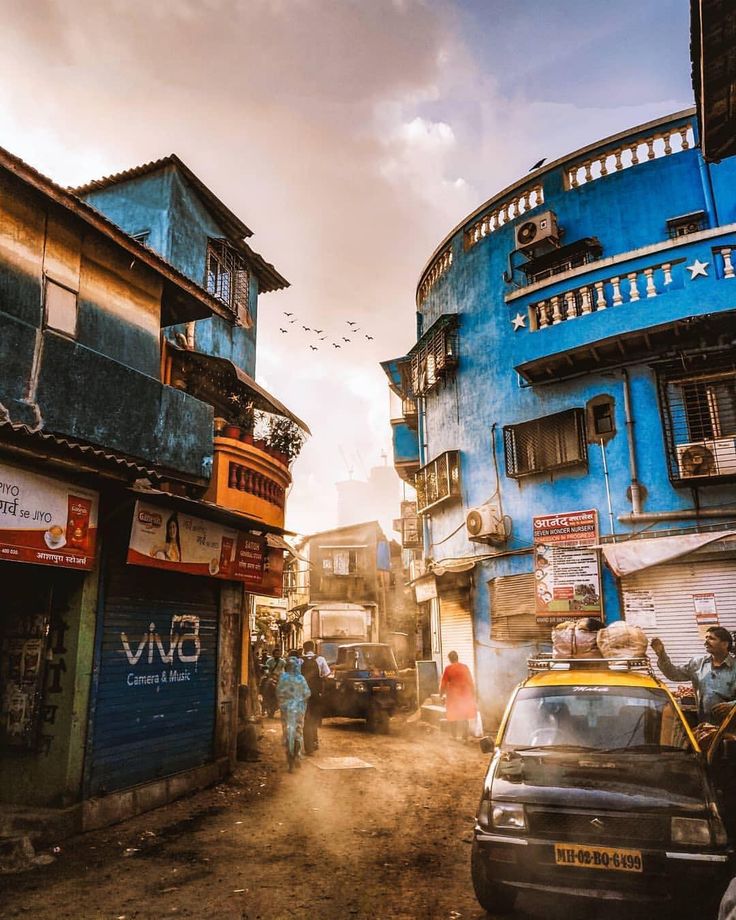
[511,312,526,331]
[686,259,709,279]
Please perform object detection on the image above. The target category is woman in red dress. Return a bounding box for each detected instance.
[440,650,477,741]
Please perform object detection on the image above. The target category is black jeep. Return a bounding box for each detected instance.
[321,643,404,733]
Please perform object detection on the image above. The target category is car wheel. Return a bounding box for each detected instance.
[471,840,517,915]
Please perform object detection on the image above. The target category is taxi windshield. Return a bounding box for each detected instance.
[502,685,693,753]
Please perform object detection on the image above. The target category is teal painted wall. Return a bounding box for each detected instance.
[82,167,258,376]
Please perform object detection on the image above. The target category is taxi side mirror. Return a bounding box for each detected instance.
[479,736,496,754]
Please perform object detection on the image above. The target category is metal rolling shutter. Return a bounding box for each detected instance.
[490,573,550,642]
[88,562,218,795]
[439,586,476,681]
[621,555,736,685]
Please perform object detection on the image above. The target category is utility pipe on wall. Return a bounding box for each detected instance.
[618,508,736,524]
[621,369,642,515]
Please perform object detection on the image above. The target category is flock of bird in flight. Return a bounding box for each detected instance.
[278,313,374,351]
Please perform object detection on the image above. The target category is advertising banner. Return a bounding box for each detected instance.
[0,461,98,570]
[533,509,602,622]
[127,500,283,596]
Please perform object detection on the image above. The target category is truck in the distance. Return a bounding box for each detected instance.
[301,602,377,665]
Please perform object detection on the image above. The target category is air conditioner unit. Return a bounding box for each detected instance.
[676,439,736,478]
[466,502,507,545]
[514,210,559,252]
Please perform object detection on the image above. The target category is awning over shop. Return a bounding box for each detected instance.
[265,532,308,562]
[172,347,311,434]
[601,531,736,577]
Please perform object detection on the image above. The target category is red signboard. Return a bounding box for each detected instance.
[0,462,98,570]
[127,500,283,596]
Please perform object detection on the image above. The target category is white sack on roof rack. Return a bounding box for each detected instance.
[601,531,736,577]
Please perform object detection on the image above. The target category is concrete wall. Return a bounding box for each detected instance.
[0,172,213,479]
[82,167,259,377]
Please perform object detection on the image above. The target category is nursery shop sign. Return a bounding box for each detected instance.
[127,499,283,596]
[533,509,603,623]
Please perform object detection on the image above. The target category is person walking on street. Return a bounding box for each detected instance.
[301,640,331,754]
[275,655,311,772]
[261,647,285,718]
[652,626,736,723]
[440,650,477,741]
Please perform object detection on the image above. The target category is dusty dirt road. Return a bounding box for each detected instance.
[0,717,629,920]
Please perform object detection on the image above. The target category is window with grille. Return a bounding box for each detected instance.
[658,362,736,483]
[504,408,587,479]
[408,315,458,397]
[415,450,461,513]
[205,238,250,325]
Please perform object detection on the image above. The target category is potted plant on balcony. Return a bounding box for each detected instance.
[223,393,255,442]
[265,417,305,465]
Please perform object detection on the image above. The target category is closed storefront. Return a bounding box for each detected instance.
[438,578,476,681]
[87,560,219,795]
[620,551,736,680]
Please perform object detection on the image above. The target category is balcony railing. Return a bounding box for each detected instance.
[204,435,292,528]
[528,259,684,330]
[565,122,695,190]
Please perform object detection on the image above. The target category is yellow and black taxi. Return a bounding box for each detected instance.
[472,656,736,915]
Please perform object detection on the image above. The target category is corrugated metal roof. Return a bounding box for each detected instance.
[175,346,311,434]
[70,154,289,293]
[0,419,160,480]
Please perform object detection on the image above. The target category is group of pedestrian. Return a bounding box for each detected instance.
[258,642,331,771]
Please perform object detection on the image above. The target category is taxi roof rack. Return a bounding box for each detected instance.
[528,654,653,675]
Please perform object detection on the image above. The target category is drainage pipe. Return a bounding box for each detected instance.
[618,508,736,524]
[621,369,642,515]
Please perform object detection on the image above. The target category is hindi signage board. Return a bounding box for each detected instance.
[127,499,283,596]
[0,461,98,570]
[533,509,602,622]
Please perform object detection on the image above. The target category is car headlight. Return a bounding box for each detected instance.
[491,802,527,830]
[671,817,711,845]
[353,681,368,692]
[395,681,404,691]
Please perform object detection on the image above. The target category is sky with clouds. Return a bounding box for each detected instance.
[0,0,694,534]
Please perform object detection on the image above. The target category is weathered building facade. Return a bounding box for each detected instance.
[0,148,306,837]
[383,108,736,724]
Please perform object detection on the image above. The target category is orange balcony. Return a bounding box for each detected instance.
[204,435,291,529]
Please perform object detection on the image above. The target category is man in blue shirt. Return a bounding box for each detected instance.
[652,626,736,722]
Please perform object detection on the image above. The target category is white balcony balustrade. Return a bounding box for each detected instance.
[464,184,545,250]
[418,247,453,305]
[530,260,682,330]
[565,123,695,190]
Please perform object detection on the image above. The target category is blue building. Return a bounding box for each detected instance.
[383,108,736,725]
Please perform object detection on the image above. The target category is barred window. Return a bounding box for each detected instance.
[205,239,250,325]
[658,361,736,483]
[408,315,458,397]
[415,450,461,514]
[504,409,587,479]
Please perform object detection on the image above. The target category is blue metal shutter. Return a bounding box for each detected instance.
[88,562,218,795]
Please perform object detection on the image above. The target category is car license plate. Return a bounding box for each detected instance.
[554,844,643,873]
[372,685,390,692]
